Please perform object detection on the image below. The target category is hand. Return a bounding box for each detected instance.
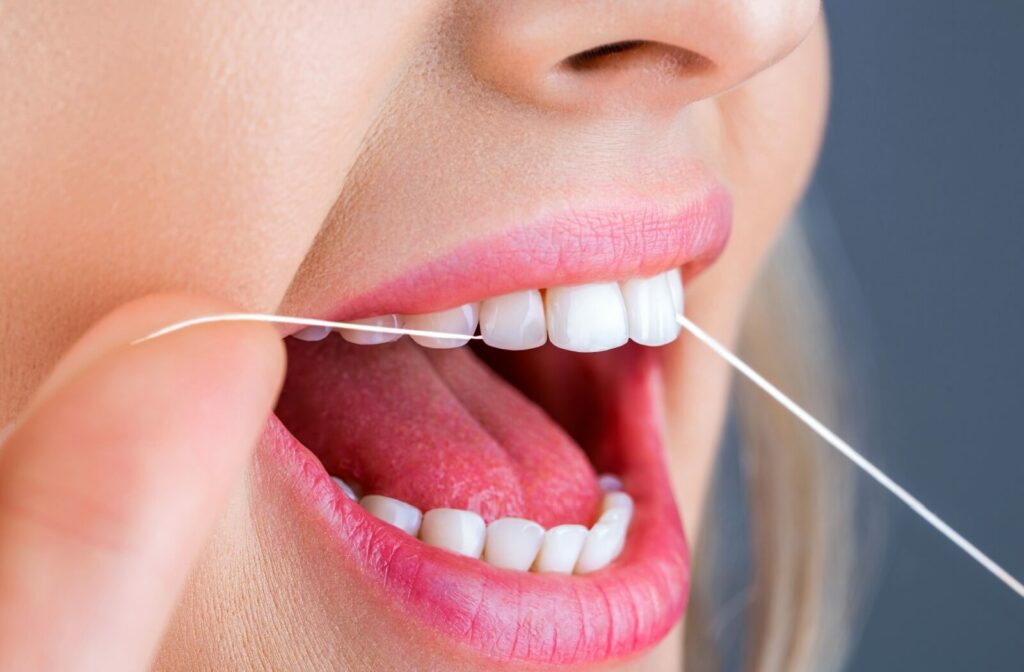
[0,294,285,671]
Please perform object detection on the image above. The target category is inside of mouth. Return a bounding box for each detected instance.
[275,335,645,528]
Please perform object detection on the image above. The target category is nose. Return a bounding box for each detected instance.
[464,0,821,114]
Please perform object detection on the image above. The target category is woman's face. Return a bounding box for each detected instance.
[0,2,827,669]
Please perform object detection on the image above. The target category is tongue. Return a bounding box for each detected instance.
[277,338,601,527]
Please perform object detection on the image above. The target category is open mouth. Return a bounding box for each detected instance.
[262,188,730,667]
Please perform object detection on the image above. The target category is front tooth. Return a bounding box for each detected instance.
[405,303,479,349]
[480,290,547,350]
[419,508,486,557]
[360,495,423,536]
[666,268,684,315]
[533,524,588,574]
[483,517,544,570]
[293,326,332,342]
[620,273,681,346]
[340,315,404,345]
[574,515,628,575]
[330,476,358,501]
[545,282,628,352]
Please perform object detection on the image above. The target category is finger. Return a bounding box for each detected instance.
[24,293,269,417]
[0,294,285,671]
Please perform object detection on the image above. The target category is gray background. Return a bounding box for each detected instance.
[818,1,1024,669]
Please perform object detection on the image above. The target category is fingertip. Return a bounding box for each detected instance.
[29,293,285,414]
[135,315,288,422]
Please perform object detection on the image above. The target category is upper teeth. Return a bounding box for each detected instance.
[339,314,404,345]
[545,281,628,352]
[620,273,683,347]
[332,474,634,575]
[293,325,333,342]
[405,303,479,349]
[310,269,684,353]
[479,288,547,350]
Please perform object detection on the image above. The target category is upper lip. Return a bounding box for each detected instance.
[287,177,730,335]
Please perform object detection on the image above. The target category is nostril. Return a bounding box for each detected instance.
[564,41,646,70]
[561,40,713,77]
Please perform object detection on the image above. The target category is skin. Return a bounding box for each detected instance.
[0,2,828,670]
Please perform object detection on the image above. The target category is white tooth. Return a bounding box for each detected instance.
[360,495,423,536]
[545,282,628,352]
[293,326,332,342]
[480,290,547,350]
[483,517,545,570]
[340,315,404,345]
[666,268,684,316]
[574,516,628,575]
[599,491,634,526]
[597,474,623,492]
[405,303,479,349]
[532,524,588,574]
[330,476,358,501]
[620,273,680,346]
[419,508,486,557]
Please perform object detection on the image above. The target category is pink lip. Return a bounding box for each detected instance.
[314,180,731,325]
[263,346,689,665]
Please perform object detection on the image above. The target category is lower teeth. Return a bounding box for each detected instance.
[331,473,633,576]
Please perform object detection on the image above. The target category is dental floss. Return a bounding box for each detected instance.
[135,310,1024,599]
[674,313,1024,600]
[133,312,485,345]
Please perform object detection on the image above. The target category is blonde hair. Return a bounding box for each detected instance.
[685,216,868,671]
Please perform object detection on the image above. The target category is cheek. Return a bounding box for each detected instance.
[2,3,354,306]
[0,1,440,416]
[716,15,830,276]
[661,17,829,536]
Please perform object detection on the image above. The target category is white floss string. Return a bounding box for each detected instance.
[674,313,1024,600]
[138,311,1024,599]
[134,312,486,345]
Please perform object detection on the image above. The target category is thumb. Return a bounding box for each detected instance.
[0,294,285,671]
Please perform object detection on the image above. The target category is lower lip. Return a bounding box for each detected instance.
[261,347,689,666]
